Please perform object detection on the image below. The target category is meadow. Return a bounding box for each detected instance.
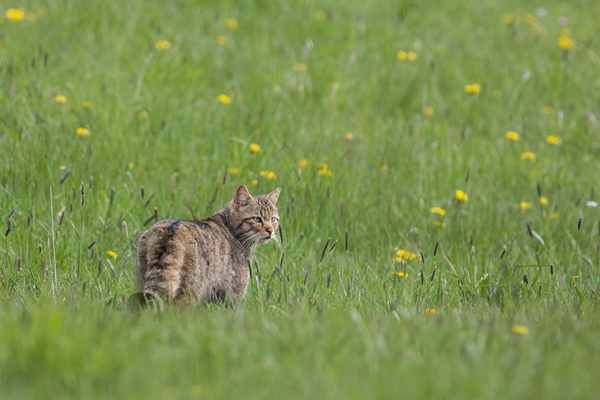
[1,0,600,398]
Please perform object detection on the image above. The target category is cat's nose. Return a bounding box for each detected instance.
[266,227,274,235]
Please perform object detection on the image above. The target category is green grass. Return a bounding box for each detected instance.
[1,0,600,398]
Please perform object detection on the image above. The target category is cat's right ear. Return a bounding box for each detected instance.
[233,185,254,210]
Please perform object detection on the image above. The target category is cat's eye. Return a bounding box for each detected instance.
[252,217,261,223]
[271,217,277,223]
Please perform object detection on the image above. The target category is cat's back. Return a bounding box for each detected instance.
[136,218,231,273]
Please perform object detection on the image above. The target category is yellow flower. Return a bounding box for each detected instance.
[318,164,333,176]
[224,18,239,31]
[546,135,559,145]
[543,106,553,115]
[502,14,517,25]
[315,10,327,21]
[463,84,481,94]
[251,180,258,185]
[82,100,92,108]
[76,128,90,137]
[519,201,531,210]
[128,162,135,170]
[521,152,536,161]
[397,51,407,60]
[394,271,407,278]
[424,308,436,314]
[571,275,580,280]
[407,51,417,61]
[26,12,36,22]
[55,95,67,104]
[259,170,269,177]
[267,171,277,180]
[249,143,261,153]
[395,249,416,263]
[558,36,574,51]
[493,90,501,98]
[217,94,232,104]
[511,325,530,335]
[5,8,25,22]
[107,251,117,259]
[433,221,446,228]
[550,212,559,219]
[228,168,239,175]
[217,35,227,45]
[505,131,519,141]
[299,159,308,168]
[155,40,171,51]
[346,132,353,140]
[523,14,536,26]
[430,207,445,216]
[380,165,388,172]
[455,189,468,202]
[423,106,434,117]
[293,63,308,72]
[539,197,548,205]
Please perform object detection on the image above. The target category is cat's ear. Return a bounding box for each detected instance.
[233,185,255,210]
[266,187,281,205]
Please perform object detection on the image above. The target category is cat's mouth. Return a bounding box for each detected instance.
[259,235,272,242]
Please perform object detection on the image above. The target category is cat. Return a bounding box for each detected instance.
[133,185,280,307]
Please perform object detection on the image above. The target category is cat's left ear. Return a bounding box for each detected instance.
[266,187,281,205]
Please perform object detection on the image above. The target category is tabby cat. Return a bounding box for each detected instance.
[134,185,280,305]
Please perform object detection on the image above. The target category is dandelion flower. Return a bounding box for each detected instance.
[380,165,388,172]
[217,35,227,45]
[407,51,417,61]
[299,159,307,168]
[249,143,260,153]
[293,63,308,72]
[511,325,530,335]
[82,100,92,108]
[543,106,553,115]
[558,36,574,50]
[521,152,536,161]
[502,14,517,25]
[345,132,353,140]
[228,168,239,175]
[397,51,407,60]
[155,40,171,50]
[430,207,445,216]
[217,94,232,104]
[519,201,531,210]
[395,249,417,263]
[318,164,333,176]
[463,84,481,94]
[315,10,327,21]
[523,14,536,26]
[539,197,548,205]
[224,18,239,31]
[395,271,406,277]
[5,8,25,22]
[505,131,519,141]
[550,212,559,219]
[259,170,269,177]
[107,251,117,259]
[424,308,436,314]
[455,189,468,202]
[493,90,501,98]
[77,128,90,137]
[546,135,559,145]
[55,95,67,104]
[423,106,433,117]
[267,171,277,180]
[128,162,135,170]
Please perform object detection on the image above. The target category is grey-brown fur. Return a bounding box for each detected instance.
[135,185,280,305]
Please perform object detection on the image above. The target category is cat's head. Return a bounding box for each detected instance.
[227,185,280,248]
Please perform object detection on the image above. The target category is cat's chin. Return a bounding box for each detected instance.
[259,235,272,243]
